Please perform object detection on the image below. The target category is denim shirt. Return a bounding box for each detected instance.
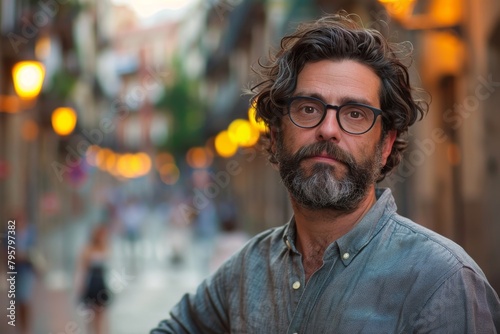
[151,188,500,333]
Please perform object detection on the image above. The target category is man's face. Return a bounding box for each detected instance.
[274,60,395,211]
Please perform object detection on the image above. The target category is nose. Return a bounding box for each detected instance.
[315,107,342,142]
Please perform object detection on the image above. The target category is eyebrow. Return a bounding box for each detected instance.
[293,91,378,108]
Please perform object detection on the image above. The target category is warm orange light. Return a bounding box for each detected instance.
[115,152,151,178]
[155,152,175,170]
[130,155,142,177]
[378,0,416,20]
[159,163,180,185]
[0,95,22,113]
[105,152,117,172]
[186,147,213,169]
[429,0,462,26]
[214,131,238,158]
[424,32,464,75]
[51,107,77,136]
[35,35,51,60]
[136,152,152,176]
[12,61,45,99]
[116,154,134,178]
[379,0,462,30]
[96,148,113,170]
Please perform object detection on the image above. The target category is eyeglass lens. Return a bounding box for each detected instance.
[288,97,376,134]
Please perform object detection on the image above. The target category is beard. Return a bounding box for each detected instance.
[275,137,384,212]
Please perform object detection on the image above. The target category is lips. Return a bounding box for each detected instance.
[303,152,342,164]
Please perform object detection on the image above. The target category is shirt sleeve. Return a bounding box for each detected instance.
[410,266,500,333]
[150,267,230,334]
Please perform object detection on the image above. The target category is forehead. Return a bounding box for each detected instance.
[294,59,382,107]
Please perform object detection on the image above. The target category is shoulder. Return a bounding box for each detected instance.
[382,212,486,278]
[376,214,500,329]
[216,225,286,275]
[232,225,287,261]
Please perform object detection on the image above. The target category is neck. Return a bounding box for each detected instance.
[291,186,378,280]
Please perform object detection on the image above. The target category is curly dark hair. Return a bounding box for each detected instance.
[250,12,428,181]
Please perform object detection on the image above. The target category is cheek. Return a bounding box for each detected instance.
[355,144,372,164]
[348,137,379,166]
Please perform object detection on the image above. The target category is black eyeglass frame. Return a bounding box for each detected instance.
[285,96,384,135]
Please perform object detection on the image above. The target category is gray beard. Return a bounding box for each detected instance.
[276,140,383,212]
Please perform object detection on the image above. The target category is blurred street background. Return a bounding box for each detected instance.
[0,0,499,333]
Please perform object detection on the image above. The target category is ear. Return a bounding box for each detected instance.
[381,130,397,166]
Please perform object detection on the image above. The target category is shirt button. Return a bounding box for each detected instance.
[285,239,292,250]
[342,252,350,260]
[292,281,301,290]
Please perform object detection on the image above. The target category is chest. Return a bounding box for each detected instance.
[227,251,431,334]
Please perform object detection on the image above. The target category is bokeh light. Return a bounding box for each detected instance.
[248,105,267,133]
[12,61,45,99]
[159,162,180,185]
[186,147,213,169]
[227,119,260,147]
[51,107,77,136]
[214,130,238,158]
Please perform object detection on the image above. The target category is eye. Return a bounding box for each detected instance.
[348,110,364,119]
[301,105,319,114]
[291,98,323,115]
[341,106,370,120]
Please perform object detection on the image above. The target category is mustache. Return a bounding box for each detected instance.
[292,141,355,168]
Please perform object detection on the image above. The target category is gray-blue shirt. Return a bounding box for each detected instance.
[151,188,500,333]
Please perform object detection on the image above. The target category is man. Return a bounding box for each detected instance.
[152,13,500,333]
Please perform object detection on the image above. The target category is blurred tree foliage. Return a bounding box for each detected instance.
[50,69,77,100]
[155,59,205,156]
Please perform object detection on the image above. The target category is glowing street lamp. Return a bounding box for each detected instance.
[215,130,238,158]
[228,119,259,148]
[377,0,462,30]
[51,107,77,136]
[12,61,45,100]
[378,0,417,22]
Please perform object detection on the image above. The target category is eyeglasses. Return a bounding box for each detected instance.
[286,96,383,135]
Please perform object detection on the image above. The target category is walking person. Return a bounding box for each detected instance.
[76,224,112,334]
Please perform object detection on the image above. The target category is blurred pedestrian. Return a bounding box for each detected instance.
[118,197,147,272]
[166,194,193,266]
[76,224,112,334]
[190,171,221,274]
[10,211,37,334]
[151,12,500,333]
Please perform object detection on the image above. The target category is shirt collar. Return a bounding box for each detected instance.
[335,188,396,265]
[282,188,397,263]
[283,217,300,254]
